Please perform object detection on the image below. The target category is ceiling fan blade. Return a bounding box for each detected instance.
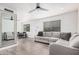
[40,7,48,11]
[28,3,48,13]
[29,9,36,13]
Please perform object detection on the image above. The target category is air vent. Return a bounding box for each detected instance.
[4,8,14,13]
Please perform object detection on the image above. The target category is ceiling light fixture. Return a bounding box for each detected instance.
[29,3,48,13]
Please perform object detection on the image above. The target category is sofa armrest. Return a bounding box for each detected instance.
[49,43,79,55]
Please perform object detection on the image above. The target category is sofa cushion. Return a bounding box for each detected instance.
[37,31,43,36]
[49,37,59,42]
[40,37,50,39]
[45,32,52,37]
[43,32,46,37]
[60,32,71,41]
[52,32,60,38]
[69,36,79,48]
[39,37,50,42]
[55,39,69,46]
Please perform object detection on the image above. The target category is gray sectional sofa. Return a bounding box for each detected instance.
[49,43,79,55]
[35,31,71,44]
[49,33,79,55]
[35,31,79,55]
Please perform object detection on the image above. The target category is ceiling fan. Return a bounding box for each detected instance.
[29,3,48,13]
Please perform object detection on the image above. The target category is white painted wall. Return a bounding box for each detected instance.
[77,8,79,33]
[0,11,2,47]
[0,5,17,13]
[17,20,23,32]
[21,10,78,38]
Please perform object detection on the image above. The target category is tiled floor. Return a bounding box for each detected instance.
[0,38,49,55]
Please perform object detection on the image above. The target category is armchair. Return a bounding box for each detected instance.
[2,32,14,41]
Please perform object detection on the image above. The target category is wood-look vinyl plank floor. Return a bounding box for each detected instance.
[0,38,49,55]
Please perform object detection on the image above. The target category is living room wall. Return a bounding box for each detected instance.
[22,10,78,38]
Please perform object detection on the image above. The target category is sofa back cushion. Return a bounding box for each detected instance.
[52,32,60,38]
[7,32,13,37]
[45,32,52,37]
[43,32,46,37]
[60,32,71,41]
[37,31,43,36]
[6,32,14,39]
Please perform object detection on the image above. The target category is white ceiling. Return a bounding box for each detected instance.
[0,3,79,21]
[1,3,79,12]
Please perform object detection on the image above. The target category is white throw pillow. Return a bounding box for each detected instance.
[69,33,79,41]
[69,36,79,48]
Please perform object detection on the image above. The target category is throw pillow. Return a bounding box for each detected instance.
[69,36,79,48]
[60,32,71,41]
[69,33,79,41]
[37,31,43,36]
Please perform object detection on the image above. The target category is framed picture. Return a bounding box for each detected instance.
[24,24,30,32]
[43,20,61,32]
